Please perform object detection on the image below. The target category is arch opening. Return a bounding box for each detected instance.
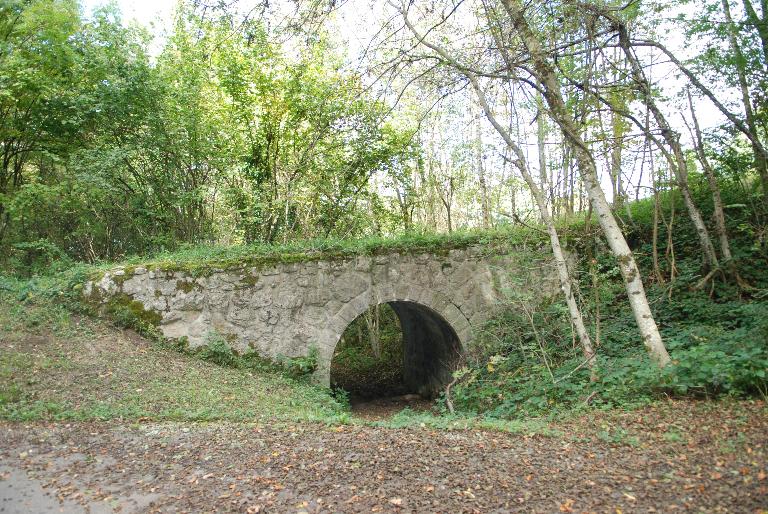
[330,301,462,402]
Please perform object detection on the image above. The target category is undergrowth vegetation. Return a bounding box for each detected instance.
[0,278,345,423]
[3,226,545,278]
[445,179,768,419]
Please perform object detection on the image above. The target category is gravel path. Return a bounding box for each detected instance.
[1,401,765,513]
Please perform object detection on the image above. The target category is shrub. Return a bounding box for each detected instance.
[279,347,319,379]
[197,332,239,367]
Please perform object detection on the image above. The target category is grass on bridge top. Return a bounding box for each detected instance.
[98,224,554,276]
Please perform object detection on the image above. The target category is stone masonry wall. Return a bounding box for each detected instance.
[85,245,558,385]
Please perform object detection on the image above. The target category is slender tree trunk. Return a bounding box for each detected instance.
[536,91,550,205]
[687,88,734,266]
[470,77,597,378]
[627,37,768,205]
[439,173,454,234]
[562,145,574,216]
[723,0,768,206]
[443,195,453,234]
[501,0,670,366]
[0,204,7,245]
[399,0,597,371]
[610,110,624,208]
[510,181,517,219]
[664,181,679,287]
[365,304,381,359]
[648,137,665,284]
[609,48,628,209]
[742,0,768,65]
[652,180,664,284]
[612,22,720,269]
[475,99,491,228]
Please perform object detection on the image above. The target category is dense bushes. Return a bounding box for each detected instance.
[447,295,768,418]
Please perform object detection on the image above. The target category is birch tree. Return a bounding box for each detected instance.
[497,0,671,365]
[393,1,600,375]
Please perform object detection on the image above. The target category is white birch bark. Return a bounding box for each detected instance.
[612,20,720,269]
[687,89,733,265]
[471,77,598,378]
[394,2,599,374]
[500,0,671,366]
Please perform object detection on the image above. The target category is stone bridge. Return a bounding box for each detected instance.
[85,241,557,395]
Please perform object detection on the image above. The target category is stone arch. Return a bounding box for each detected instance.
[314,284,472,395]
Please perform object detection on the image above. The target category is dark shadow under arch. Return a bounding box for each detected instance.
[331,300,463,399]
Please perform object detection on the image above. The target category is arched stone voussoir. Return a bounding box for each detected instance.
[440,303,470,333]
[311,333,338,386]
[457,325,474,348]
[334,289,373,326]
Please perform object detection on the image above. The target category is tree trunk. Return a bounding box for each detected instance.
[536,91,550,205]
[687,88,734,266]
[648,137,665,284]
[471,76,597,378]
[741,0,768,68]
[723,0,768,207]
[475,98,491,229]
[398,0,599,374]
[439,175,455,234]
[364,304,381,359]
[628,37,768,205]
[610,110,625,208]
[611,21,720,269]
[501,0,670,366]
[652,179,664,284]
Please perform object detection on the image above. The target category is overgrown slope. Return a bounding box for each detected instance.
[446,180,768,418]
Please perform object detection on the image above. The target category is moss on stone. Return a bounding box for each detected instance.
[105,293,162,327]
[240,274,260,287]
[92,227,552,279]
[176,279,197,293]
[85,285,104,305]
[110,270,134,289]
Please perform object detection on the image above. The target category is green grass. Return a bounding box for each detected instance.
[372,407,561,436]
[0,286,346,423]
[95,226,549,276]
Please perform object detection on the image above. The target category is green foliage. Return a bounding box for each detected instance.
[104,294,163,334]
[661,306,768,397]
[189,331,320,380]
[7,239,73,276]
[196,332,239,367]
[0,0,423,267]
[449,291,768,419]
[278,347,320,379]
[331,303,406,398]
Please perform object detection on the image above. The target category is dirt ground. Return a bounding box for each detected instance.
[349,395,434,421]
[1,401,766,513]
